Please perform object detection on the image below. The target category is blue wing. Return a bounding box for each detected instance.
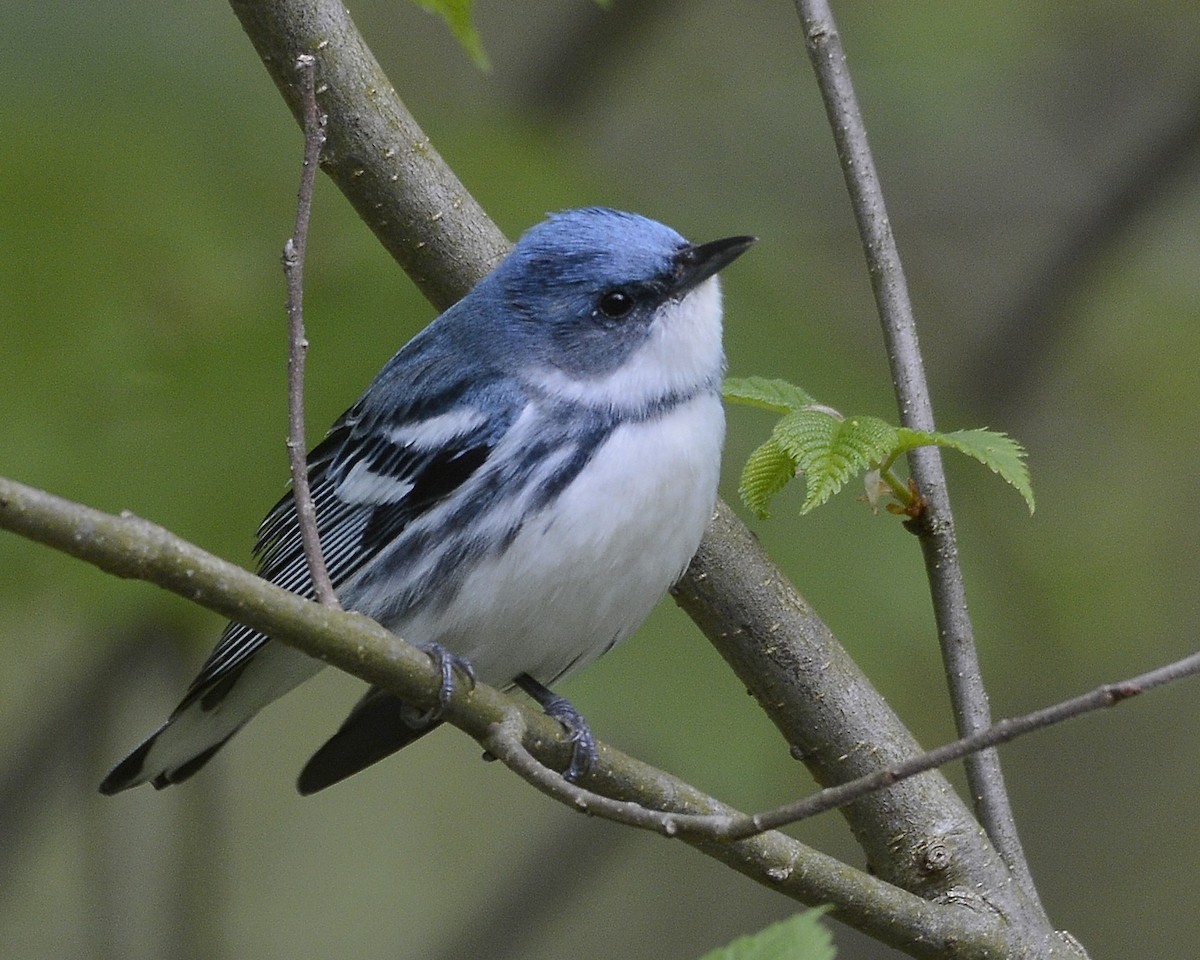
[176,341,525,710]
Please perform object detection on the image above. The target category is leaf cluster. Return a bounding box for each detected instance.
[724,376,1034,518]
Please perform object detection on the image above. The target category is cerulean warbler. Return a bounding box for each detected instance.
[100,207,754,795]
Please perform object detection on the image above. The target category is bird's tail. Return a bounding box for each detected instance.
[297,686,440,795]
[99,722,243,794]
[99,641,323,794]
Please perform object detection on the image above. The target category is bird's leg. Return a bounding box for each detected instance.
[420,642,476,720]
[514,673,597,782]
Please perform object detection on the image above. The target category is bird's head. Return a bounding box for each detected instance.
[484,208,755,411]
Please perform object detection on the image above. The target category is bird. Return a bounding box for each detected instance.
[99,207,755,796]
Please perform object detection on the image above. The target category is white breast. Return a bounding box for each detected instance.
[396,391,725,686]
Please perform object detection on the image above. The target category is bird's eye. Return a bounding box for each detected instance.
[597,289,634,320]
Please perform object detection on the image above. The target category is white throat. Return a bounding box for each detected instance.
[536,277,725,413]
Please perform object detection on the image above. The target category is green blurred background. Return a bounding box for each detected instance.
[3,1,1199,957]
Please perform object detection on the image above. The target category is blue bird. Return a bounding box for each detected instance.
[99,208,754,795]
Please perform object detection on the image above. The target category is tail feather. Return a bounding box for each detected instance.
[98,736,157,795]
[99,641,323,794]
[99,725,241,795]
[297,687,439,795]
[150,729,241,789]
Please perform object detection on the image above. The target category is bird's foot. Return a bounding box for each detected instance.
[421,643,476,721]
[514,673,597,783]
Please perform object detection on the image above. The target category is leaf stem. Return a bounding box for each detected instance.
[878,464,913,505]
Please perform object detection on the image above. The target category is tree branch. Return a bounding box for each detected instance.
[282,53,338,608]
[482,710,749,838]
[793,0,1040,904]
[731,651,1200,834]
[671,502,1064,957]
[0,474,1005,957]
[219,1,1083,954]
[487,599,1199,846]
[229,0,508,311]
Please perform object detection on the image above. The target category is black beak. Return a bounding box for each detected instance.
[671,234,757,295]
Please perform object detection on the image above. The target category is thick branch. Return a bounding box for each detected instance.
[0,475,997,957]
[671,501,1057,956]
[222,1,1071,953]
[230,0,508,310]
[793,0,1039,903]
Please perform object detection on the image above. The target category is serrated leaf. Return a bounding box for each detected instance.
[723,376,816,413]
[774,412,898,513]
[738,437,797,518]
[896,427,1035,513]
[409,0,490,69]
[696,907,835,960]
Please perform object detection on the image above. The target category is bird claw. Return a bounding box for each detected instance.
[557,709,597,784]
[514,673,597,782]
[423,643,476,720]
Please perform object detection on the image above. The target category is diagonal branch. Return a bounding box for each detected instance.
[485,639,1200,840]
[792,0,1039,904]
[220,1,1078,953]
[724,650,1200,834]
[672,502,1065,954]
[229,0,508,311]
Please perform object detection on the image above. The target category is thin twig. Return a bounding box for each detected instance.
[488,647,1200,842]
[792,0,1039,902]
[737,651,1200,835]
[283,54,337,608]
[230,0,509,311]
[482,711,748,839]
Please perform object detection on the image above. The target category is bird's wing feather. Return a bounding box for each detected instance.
[175,349,524,710]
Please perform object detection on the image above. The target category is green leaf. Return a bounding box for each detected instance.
[723,376,816,413]
[409,0,490,69]
[774,411,898,513]
[738,437,797,518]
[727,376,1035,517]
[696,907,835,960]
[896,427,1035,514]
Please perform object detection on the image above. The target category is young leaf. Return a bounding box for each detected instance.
[738,437,798,519]
[409,0,490,69]
[726,376,1035,516]
[724,376,816,413]
[696,907,835,960]
[774,412,898,513]
[896,427,1035,514]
